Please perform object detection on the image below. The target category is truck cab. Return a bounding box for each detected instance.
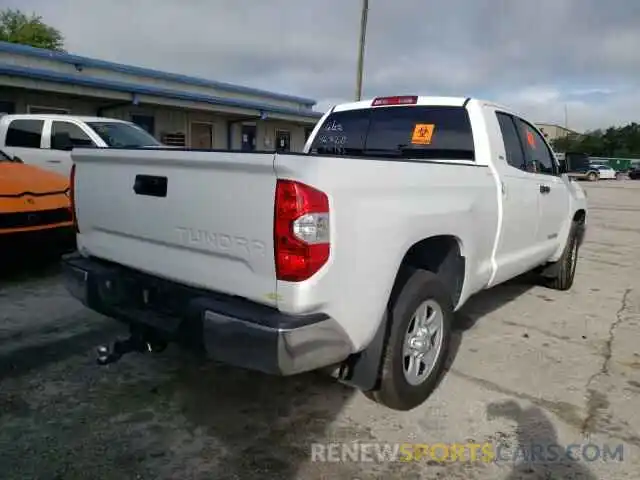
[0,114,163,178]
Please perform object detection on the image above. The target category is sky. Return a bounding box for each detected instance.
[7,0,640,132]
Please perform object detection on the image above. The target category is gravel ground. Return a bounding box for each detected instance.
[1,180,639,480]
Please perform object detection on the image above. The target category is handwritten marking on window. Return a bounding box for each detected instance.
[324,120,343,132]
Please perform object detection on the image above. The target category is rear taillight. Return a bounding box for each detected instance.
[372,95,418,106]
[274,179,330,282]
[70,163,78,233]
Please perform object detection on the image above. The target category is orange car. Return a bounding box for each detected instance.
[0,148,75,256]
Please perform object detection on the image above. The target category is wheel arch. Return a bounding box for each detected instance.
[338,234,465,392]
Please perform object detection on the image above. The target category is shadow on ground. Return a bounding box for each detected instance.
[0,249,64,284]
[487,400,598,479]
[442,273,536,379]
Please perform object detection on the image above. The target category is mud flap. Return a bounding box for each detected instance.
[337,311,389,391]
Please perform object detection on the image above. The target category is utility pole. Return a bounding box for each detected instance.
[355,0,369,101]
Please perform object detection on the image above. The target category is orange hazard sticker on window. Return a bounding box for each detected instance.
[411,124,435,145]
[526,130,536,148]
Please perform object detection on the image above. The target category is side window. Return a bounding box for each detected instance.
[515,118,557,175]
[5,119,44,148]
[51,121,95,147]
[496,112,527,171]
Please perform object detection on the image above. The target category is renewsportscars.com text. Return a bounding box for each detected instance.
[310,442,625,464]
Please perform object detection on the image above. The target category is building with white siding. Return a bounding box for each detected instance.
[0,41,323,152]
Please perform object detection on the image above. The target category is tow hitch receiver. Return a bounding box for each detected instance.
[96,333,167,365]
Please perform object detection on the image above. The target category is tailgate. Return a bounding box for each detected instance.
[71,148,278,306]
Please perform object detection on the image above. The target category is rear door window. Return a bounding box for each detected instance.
[496,112,527,171]
[51,121,95,147]
[5,119,44,148]
[310,106,475,160]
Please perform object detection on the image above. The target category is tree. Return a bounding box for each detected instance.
[551,122,640,159]
[0,9,65,51]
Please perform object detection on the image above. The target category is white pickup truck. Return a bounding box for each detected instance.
[61,95,587,411]
[0,114,163,177]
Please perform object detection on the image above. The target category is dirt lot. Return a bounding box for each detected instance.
[1,180,639,480]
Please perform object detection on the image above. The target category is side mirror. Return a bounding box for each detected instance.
[52,132,73,151]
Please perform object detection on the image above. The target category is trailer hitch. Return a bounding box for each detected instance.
[96,332,167,365]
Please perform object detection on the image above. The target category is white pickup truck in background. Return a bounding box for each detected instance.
[61,95,587,411]
[0,114,163,177]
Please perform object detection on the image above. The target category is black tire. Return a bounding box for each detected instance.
[542,222,580,291]
[364,269,453,411]
[587,171,598,182]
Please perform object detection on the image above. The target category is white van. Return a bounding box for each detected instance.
[0,114,163,177]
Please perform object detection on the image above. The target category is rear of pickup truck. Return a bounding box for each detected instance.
[62,97,500,413]
[63,148,352,376]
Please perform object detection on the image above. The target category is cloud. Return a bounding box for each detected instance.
[5,0,640,131]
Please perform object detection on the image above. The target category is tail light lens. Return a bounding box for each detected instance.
[274,179,330,281]
[70,163,79,233]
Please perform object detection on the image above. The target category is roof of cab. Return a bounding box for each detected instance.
[331,96,513,113]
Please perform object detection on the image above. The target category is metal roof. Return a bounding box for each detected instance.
[0,41,317,107]
[0,63,324,121]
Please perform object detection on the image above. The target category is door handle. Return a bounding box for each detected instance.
[539,184,551,194]
[46,160,62,163]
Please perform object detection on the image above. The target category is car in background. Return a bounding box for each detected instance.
[0,148,75,258]
[628,165,640,180]
[0,114,163,178]
[589,164,619,180]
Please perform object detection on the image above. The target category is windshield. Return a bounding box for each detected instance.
[87,122,162,148]
[309,105,475,161]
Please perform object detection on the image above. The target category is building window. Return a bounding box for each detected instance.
[241,124,257,151]
[27,105,70,114]
[0,101,15,114]
[6,119,44,148]
[275,130,291,153]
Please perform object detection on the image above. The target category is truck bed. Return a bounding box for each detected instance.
[72,149,279,306]
[71,147,498,344]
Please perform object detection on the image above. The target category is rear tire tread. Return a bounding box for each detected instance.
[365,269,453,411]
[543,222,580,291]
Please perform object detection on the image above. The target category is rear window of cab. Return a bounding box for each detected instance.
[309,105,475,161]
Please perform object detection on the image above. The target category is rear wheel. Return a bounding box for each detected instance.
[587,171,598,182]
[364,269,453,411]
[542,222,580,291]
